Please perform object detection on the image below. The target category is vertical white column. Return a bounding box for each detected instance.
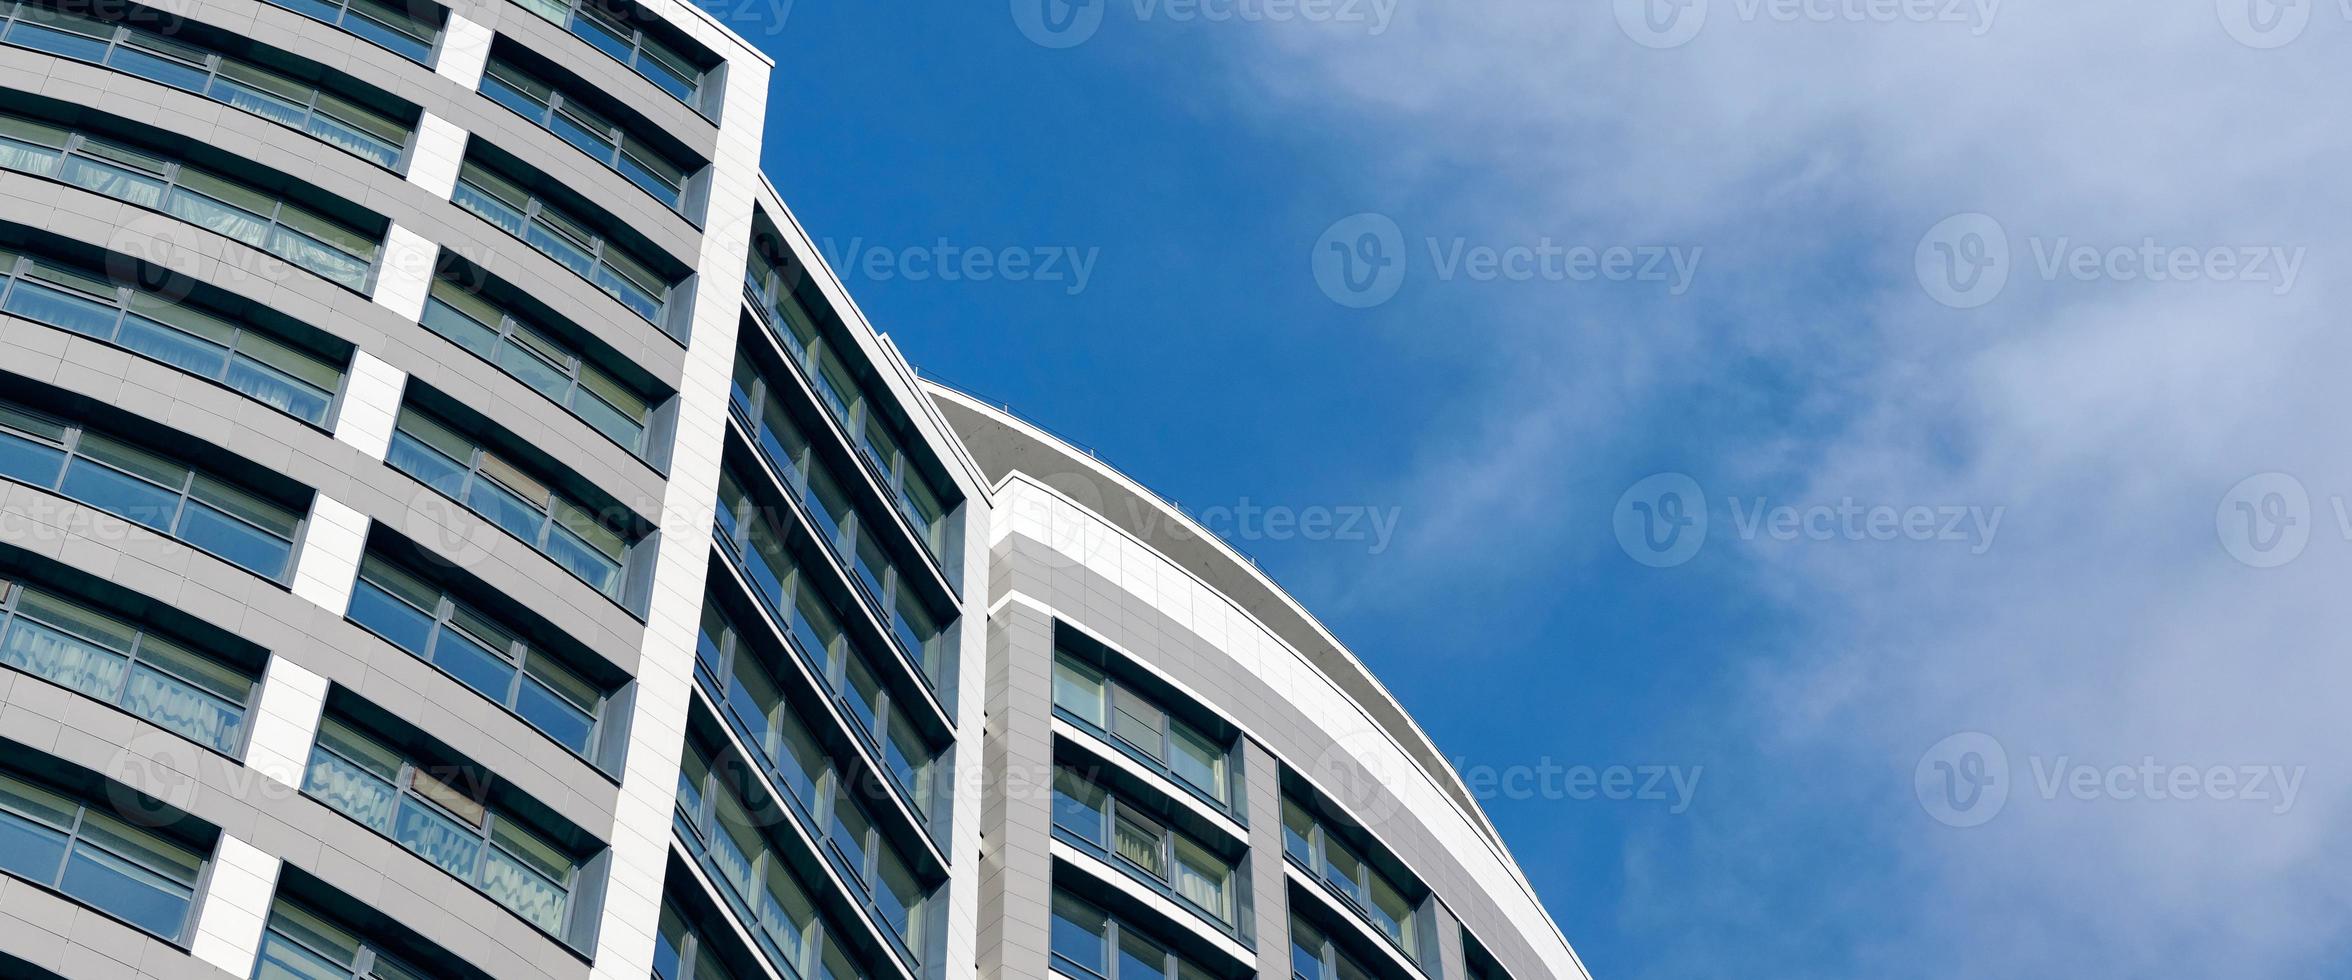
[404,111,469,199]
[370,224,438,325]
[331,351,407,461]
[190,835,283,977]
[433,13,495,90]
[242,658,329,790]
[585,46,773,980]
[290,496,367,615]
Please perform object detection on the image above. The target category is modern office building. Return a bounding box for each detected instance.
[0,2,1588,979]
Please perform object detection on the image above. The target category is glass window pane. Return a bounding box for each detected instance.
[1050,770,1105,846]
[434,625,518,702]
[349,578,436,656]
[1283,799,1316,865]
[1112,686,1166,760]
[1114,809,1167,880]
[306,741,398,834]
[1169,721,1227,802]
[0,429,64,487]
[59,454,182,532]
[59,841,193,938]
[178,501,295,579]
[1049,893,1108,977]
[118,313,231,377]
[394,794,482,876]
[1118,929,1169,980]
[1052,655,1106,726]
[4,607,133,700]
[1173,835,1232,922]
[5,279,121,339]
[0,799,69,885]
[516,671,595,753]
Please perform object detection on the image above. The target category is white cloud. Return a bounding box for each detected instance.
[1193,2,2352,976]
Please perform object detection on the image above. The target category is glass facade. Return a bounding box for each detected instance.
[1051,768,1240,929]
[479,53,696,211]
[730,350,956,692]
[0,112,382,290]
[418,273,659,457]
[510,0,710,109]
[385,403,634,601]
[0,0,414,168]
[346,553,607,759]
[0,245,343,424]
[1052,650,1238,810]
[1283,797,1421,960]
[450,154,674,325]
[0,575,253,754]
[256,0,441,62]
[743,247,958,563]
[0,401,304,580]
[1049,890,1219,980]
[253,893,452,980]
[302,716,584,937]
[673,734,913,980]
[0,769,207,941]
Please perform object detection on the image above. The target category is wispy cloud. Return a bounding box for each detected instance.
[1182,1,2352,976]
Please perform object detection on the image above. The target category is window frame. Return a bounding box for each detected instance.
[417,274,657,459]
[0,401,305,581]
[254,0,443,63]
[345,553,609,764]
[509,0,711,112]
[448,155,674,326]
[1050,767,1243,931]
[0,768,209,943]
[384,402,635,604]
[0,575,256,755]
[300,715,584,940]
[1050,650,1241,816]
[0,0,415,167]
[1049,889,1217,980]
[477,53,696,213]
[0,112,382,291]
[1280,796,1424,963]
[0,246,346,426]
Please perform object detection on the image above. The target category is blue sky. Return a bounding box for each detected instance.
[730,3,2351,977]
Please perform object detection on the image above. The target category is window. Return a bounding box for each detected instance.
[740,247,960,563]
[478,54,696,211]
[419,273,657,457]
[259,0,440,61]
[1281,795,1422,960]
[1049,890,1219,980]
[1290,915,1379,980]
[0,402,303,580]
[651,898,752,980]
[727,348,957,690]
[0,769,205,941]
[0,576,253,753]
[1052,768,1240,929]
[0,1,414,167]
[386,404,633,602]
[510,0,711,109]
[1051,649,1237,809]
[713,470,948,819]
[301,717,582,937]
[450,156,673,325]
[0,246,344,424]
[673,736,918,978]
[347,554,606,759]
[0,113,380,290]
[253,893,454,980]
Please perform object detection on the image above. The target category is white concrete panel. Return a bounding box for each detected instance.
[403,110,468,199]
[433,13,494,90]
[330,350,406,460]
[190,834,282,978]
[369,224,438,324]
[290,495,367,614]
[244,657,328,790]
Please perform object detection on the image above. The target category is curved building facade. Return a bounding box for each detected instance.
[0,3,1584,980]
